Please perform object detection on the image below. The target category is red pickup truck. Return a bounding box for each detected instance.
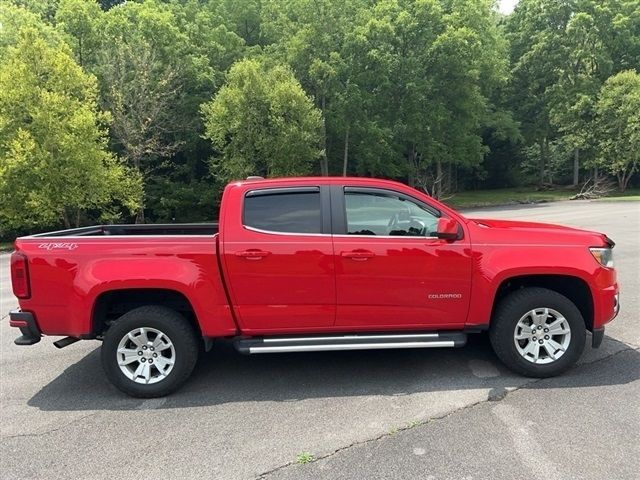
[9,177,619,397]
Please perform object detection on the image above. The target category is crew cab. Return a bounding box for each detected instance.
[9,177,620,397]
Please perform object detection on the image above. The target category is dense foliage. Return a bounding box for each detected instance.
[0,0,639,237]
[0,28,142,231]
[202,59,322,181]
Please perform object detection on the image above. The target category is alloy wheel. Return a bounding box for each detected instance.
[513,308,572,364]
[116,327,176,384]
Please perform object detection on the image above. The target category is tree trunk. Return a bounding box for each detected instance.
[131,158,145,223]
[62,210,71,229]
[454,165,458,192]
[434,160,443,199]
[446,161,452,194]
[572,148,579,186]
[319,95,329,176]
[538,139,546,186]
[618,165,637,192]
[544,137,552,184]
[342,126,349,176]
[407,144,416,188]
[136,207,145,224]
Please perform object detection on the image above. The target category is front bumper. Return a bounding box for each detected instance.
[9,310,41,345]
[591,293,619,349]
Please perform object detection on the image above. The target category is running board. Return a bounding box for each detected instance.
[234,332,467,354]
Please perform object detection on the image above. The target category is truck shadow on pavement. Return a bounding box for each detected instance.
[28,334,639,412]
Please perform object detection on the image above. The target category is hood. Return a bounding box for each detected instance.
[468,218,613,247]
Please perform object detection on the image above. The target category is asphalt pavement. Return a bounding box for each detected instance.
[1,200,638,480]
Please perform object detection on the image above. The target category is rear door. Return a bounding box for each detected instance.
[332,186,472,329]
[221,185,335,333]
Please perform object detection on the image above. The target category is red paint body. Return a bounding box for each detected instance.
[10,177,619,340]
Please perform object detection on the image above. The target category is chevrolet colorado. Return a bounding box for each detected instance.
[9,177,619,397]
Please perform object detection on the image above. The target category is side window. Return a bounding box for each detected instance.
[244,191,322,234]
[345,191,438,236]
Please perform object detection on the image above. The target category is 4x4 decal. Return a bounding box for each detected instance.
[38,242,78,251]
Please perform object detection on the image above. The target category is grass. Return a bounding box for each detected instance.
[444,186,640,209]
[444,187,577,209]
[598,195,640,201]
[406,420,422,429]
[595,187,640,202]
[0,242,14,253]
[296,452,315,465]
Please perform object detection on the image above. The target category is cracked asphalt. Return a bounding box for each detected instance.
[1,200,638,480]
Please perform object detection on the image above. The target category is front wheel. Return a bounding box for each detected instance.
[489,287,586,377]
[101,306,199,397]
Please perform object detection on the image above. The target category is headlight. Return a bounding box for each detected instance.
[589,247,614,268]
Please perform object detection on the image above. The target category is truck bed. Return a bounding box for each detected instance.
[30,223,219,237]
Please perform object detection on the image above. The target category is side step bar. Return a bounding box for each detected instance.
[235,332,467,354]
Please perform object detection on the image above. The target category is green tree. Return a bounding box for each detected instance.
[94,1,203,221]
[8,0,60,21]
[609,0,640,73]
[55,0,103,68]
[547,5,615,185]
[595,70,640,191]
[165,0,246,93]
[0,3,65,52]
[340,0,507,196]
[507,0,573,185]
[262,0,367,175]
[89,0,245,221]
[508,0,639,186]
[212,0,263,46]
[201,59,322,181]
[0,29,141,231]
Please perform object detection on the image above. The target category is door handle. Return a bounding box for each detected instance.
[341,250,375,260]
[235,250,271,259]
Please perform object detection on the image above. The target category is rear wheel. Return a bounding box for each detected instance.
[489,287,586,377]
[101,306,199,397]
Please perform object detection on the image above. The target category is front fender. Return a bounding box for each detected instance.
[466,245,601,327]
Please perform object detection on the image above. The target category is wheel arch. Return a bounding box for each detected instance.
[491,275,594,331]
[92,288,202,337]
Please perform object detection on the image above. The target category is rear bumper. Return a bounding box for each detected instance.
[9,310,41,345]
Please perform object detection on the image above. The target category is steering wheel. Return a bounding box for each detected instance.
[408,219,426,236]
[387,209,413,235]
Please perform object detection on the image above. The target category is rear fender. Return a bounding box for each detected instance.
[15,239,236,337]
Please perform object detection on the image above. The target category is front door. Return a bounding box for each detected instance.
[222,186,335,334]
[332,187,472,329]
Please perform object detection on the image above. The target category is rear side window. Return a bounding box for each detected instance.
[244,191,322,234]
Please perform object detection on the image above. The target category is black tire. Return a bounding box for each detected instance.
[489,287,586,378]
[101,306,199,398]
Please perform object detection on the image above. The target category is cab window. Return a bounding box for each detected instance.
[345,191,438,236]
[244,190,322,234]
